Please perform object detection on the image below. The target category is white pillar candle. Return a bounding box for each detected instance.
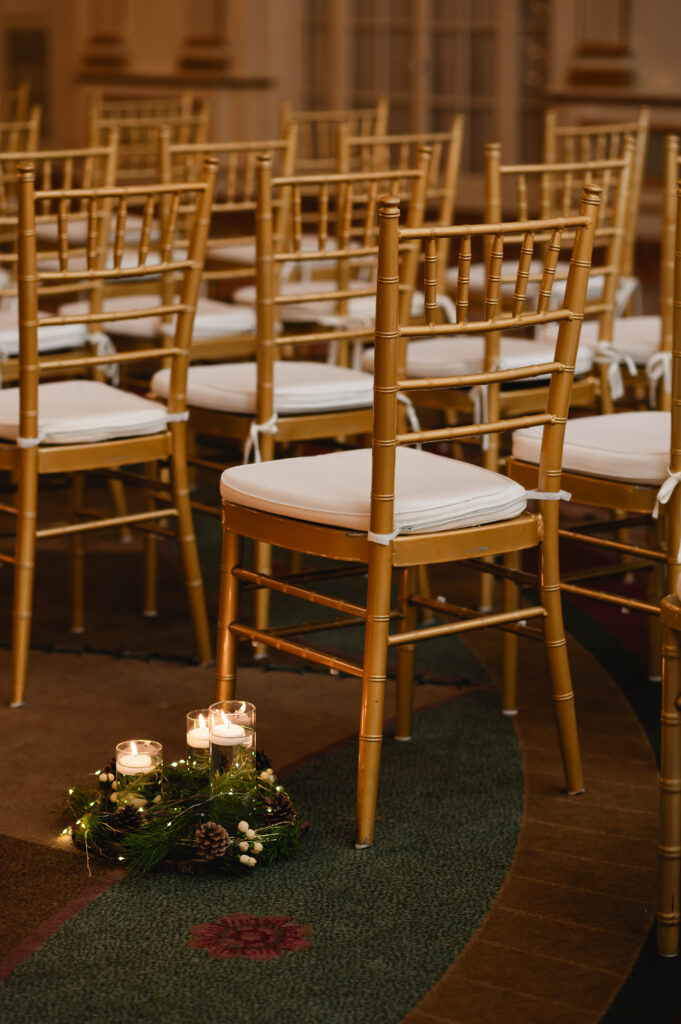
[210,719,246,746]
[116,751,153,774]
[187,724,210,749]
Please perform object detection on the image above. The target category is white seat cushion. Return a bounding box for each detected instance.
[0,310,89,358]
[541,315,662,364]
[0,380,168,445]
[151,360,374,415]
[512,410,670,484]
[208,235,342,266]
[220,446,527,534]
[57,295,255,341]
[0,267,10,289]
[362,335,594,378]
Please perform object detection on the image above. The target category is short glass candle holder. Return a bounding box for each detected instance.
[115,740,163,808]
[186,708,211,766]
[209,701,256,776]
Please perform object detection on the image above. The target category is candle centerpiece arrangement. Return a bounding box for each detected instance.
[63,701,307,876]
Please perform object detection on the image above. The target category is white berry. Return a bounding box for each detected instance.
[239,854,250,865]
[246,856,256,867]
[107,773,115,782]
[237,820,249,833]
[98,773,107,783]
[253,842,263,853]
[245,828,256,840]
[111,781,118,790]
[239,841,249,852]
[109,792,118,803]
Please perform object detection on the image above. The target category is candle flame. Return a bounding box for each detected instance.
[221,710,228,725]
[238,702,246,714]
[130,741,138,756]
[198,713,206,729]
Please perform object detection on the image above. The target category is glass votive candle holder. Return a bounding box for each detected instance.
[115,740,163,808]
[186,708,211,765]
[209,701,256,775]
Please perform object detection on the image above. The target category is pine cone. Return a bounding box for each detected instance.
[195,821,231,860]
[264,791,295,824]
[255,750,273,772]
[111,804,142,832]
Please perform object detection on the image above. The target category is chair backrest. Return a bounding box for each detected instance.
[337,117,464,287]
[89,107,210,184]
[369,187,601,536]
[253,149,431,429]
[485,139,634,347]
[544,106,649,281]
[0,82,30,122]
[0,135,119,309]
[159,125,298,285]
[280,96,389,173]
[14,157,217,438]
[0,106,41,154]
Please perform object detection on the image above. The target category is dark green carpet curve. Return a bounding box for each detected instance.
[0,691,522,1024]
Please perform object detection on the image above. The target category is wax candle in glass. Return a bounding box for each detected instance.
[209,701,255,775]
[186,708,211,765]
[115,739,162,808]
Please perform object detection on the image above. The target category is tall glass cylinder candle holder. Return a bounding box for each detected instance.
[115,740,162,808]
[186,708,211,766]
[209,701,256,776]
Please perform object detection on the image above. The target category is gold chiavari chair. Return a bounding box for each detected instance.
[88,107,209,185]
[280,96,389,175]
[656,181,681,959]
[151,151,430,643]
[213,184,601,848]
[1,157,217,706]
[0,136,120,384]
[505,170,681,693]
[0,106,41,155]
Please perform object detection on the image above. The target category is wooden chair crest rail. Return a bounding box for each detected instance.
[213,185,602,848]
[0,82,30,122]
[2,157,217,706]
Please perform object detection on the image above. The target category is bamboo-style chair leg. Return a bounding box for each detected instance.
[143,461,159,618]
[170,426,211,665]
[215,527,242,702]
[289,442,305,576]
[10,448,38,707]
[502,549,520,716]
[108,477,133,544]
[253,540,271,660]
[395,565,418,740]
[539,501,584,795]
[69,472,85,634]
[658,614,681,957]
[647,519,665,681]
[356,543,393,849]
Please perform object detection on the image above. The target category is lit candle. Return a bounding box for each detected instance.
[116,741,154,775]
[210,714,246,746]
[187,713,210,750]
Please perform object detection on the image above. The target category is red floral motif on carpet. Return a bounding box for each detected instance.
[188,913,313,960]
